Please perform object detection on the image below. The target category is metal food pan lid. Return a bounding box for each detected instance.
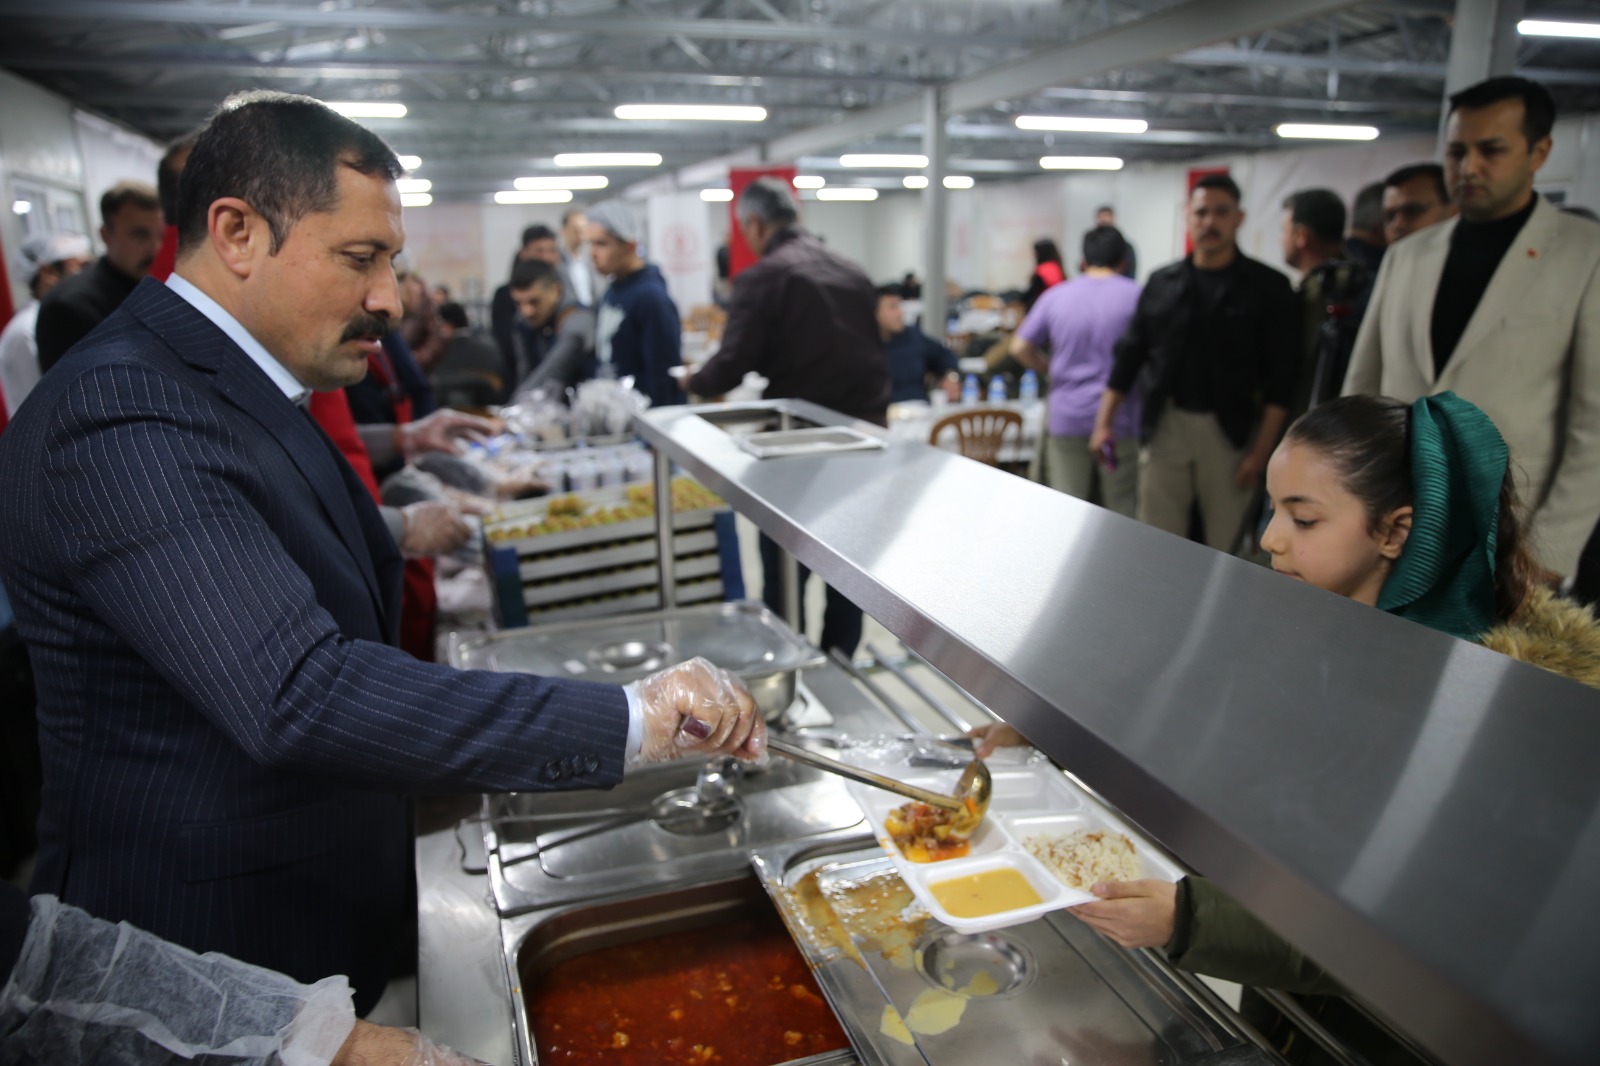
[447,600,824,681]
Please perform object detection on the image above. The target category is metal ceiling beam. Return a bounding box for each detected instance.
[759,0,1366,163]
[1175,46,1600,86]
[0,51,933,86]
[1036,85,1437,112]
[0,0,1048,50]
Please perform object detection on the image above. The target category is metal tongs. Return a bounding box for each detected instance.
[767,736,992,834]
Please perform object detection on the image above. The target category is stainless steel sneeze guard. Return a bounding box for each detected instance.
[632,399,1600,1066]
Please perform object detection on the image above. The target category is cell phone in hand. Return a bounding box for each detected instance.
[1099,440,1117,472]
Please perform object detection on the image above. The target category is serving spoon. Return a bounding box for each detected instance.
[766,736,992,833]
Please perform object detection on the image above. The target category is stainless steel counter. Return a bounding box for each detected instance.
[633,399,1600,1066]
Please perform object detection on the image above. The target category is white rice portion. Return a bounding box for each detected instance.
[1024,829,1140,889]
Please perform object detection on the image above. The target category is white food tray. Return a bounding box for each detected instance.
[841,760,1182,934]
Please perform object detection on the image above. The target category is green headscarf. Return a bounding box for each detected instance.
[1376,392,1507,641]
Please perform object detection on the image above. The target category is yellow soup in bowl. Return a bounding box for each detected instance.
[928,867,1042,918]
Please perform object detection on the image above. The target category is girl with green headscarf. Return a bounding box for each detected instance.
[970,393,1600,1056]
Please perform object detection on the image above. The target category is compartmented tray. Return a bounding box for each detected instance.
[839,751,1182,935]
[736,426,888,459]
[483,478,725,555]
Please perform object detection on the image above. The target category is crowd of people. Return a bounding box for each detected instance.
[0,71,1596,1066]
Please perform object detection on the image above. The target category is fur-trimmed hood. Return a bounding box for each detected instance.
[1480,587,1600,690]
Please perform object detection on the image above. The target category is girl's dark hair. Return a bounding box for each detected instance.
[1033,238,1062,266]
[1285,395,1536,622]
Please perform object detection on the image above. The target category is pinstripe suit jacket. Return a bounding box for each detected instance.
[0,279,630,1012]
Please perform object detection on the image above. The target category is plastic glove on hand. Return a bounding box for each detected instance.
[630,656,766,766]
[332,1020,489,1066]
[400,501,471,557]
[398,409,501,458]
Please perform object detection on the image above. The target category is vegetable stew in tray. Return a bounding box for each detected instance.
[842,754,1183,935]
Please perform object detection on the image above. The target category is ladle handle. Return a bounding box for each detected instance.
[766,737,962,811]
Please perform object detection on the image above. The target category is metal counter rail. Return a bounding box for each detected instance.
[633,399,1600,1066]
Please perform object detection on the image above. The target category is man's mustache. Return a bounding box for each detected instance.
[340,314,391,343]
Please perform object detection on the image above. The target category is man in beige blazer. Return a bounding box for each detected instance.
[1345,76,1600,578]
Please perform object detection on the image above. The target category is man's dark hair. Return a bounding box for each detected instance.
[1193,173,1242,203]
[1094,204,1115,217]
[875,282,904,300]
[509,257,562,292]
[1282,188,1346,245]
[438,301,469,329]
[1033,238,1062,266]
[157,134,199,221]
[178,91,402,255]
[1081,225,1128,269]
[1448,75,1557,147]
[101,180,160,227]
[1350,182,1384,234]
[520,223,557,246]
[1384,162,1450,204]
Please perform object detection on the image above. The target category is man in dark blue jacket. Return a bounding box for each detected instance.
[0,90,762,1017]
[586,199,685,407]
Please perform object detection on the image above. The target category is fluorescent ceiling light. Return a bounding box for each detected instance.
[1015,115,1148,134]
[1275,123,1378,140]
[903,175,929,189]
[791,175,826,189]
[324,101,406,119]
[395,178,431,194]
[839,154,928,168]
[943,175,975,189]
[515,175,609,191]
[494,190,576,204]
[1040,156,1124,170]
[553,152,662,167]
[400,193,432,207]
[614,104,767,122]
[700,188,735,202]
[1518,19,1600,39]
[815,188,879,201]
[396,155,422,171]
[12,200,31,215]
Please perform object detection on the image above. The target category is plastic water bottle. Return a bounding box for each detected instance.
[1019,369,1039,404]
[987,375,1007,403]
[961,374,980,405]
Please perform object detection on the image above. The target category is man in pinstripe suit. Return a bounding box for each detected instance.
[0,91,764,1016]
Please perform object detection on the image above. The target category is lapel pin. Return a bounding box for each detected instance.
[1527,248,1539,258]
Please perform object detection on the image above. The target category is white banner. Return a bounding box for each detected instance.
[646,191,714,313]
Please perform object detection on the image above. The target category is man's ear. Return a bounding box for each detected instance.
[208,197,264,279]
[1379,506,1414,560]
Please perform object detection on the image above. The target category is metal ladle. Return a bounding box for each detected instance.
[766,736,992,833]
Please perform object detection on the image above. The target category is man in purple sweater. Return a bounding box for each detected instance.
[1010,225,1141,517]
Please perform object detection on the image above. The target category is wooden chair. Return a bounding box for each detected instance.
[929,407,1023,466]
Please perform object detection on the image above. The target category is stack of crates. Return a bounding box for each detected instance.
[481,477,743,626]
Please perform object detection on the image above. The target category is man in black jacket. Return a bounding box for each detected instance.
[688,177,889,654]
[35,181,164,372]
[1091,174,1298,552]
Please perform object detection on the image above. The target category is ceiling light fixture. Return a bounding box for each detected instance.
[1518,19,1600,39]
[1015,116,1148,134]
[1275,123,1379,140]
[494,190,576,204]
[395,178,431,194]
[902,176,929,189]
[700,189,735,202]
[614,104,767,122]
[1039,156,1124,170]
[396,155,422,171]
[839,154,928,168]
[943,175,975,189]
[515,175,609,191]
[791,175,826,189]
[324,101,407,119]
[400,193,432,207]
[12,200,31,215]
[815,188,879,201]
[553,153,663,167]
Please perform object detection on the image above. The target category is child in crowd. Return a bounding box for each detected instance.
[972,393,1600,996]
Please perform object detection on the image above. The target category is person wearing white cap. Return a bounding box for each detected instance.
[0,231,93,417]
[586,199,685,407]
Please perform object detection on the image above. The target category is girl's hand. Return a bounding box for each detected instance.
[1070,879,1178,949]
[965,722,1028,759]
